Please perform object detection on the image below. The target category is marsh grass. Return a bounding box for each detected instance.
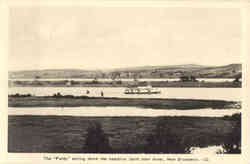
[8,115,240,153]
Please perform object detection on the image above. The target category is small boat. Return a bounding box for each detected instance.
[124,85,161,94]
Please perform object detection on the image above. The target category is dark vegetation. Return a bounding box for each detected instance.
[8,96,240,109]
[84,121,112,153]
[221,113,241,153]
[145,119,188,153]
[9,93,32,97]
[8,114,241,153]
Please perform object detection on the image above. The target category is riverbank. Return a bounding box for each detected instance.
[8,95,241,109]
[8,114,241,153]
[9,80,241,88]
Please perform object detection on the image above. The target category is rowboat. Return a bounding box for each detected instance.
[124,85,161,94]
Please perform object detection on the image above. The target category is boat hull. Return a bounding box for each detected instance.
[124,91,161,94]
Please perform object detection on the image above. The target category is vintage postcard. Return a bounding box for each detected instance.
[0,0,249,164]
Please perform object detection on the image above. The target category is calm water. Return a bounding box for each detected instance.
[9,87,241,101]
[190,145,224,154]
[8,106,240,117]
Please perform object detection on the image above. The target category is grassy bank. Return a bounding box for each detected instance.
[8,115,241,153]
[8,96,240,109]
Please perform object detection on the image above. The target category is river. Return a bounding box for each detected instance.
[8,106,240,117]
[9,87,241,101]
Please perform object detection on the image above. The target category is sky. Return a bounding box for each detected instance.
[9,7,242,71]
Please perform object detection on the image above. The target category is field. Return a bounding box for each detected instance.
[8,96,240,109]
[8,115,240,153]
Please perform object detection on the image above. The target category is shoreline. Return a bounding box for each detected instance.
[9,80,242,88]
[8,96,241,109]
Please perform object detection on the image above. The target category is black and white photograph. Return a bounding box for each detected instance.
[7,5,243,156]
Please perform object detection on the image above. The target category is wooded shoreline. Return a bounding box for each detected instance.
[9,80,242,88]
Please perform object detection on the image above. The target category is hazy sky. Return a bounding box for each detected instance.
[9,7,241,71]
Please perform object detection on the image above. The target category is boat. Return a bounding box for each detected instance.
[124,85,161,94]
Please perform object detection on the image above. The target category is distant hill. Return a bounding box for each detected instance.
[9,64,242,79]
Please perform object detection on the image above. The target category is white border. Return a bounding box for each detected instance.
[0,1,248,164]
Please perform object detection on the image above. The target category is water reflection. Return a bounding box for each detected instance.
[190,145,224,154]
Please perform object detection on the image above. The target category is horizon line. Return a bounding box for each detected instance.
[8,63,242,72]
